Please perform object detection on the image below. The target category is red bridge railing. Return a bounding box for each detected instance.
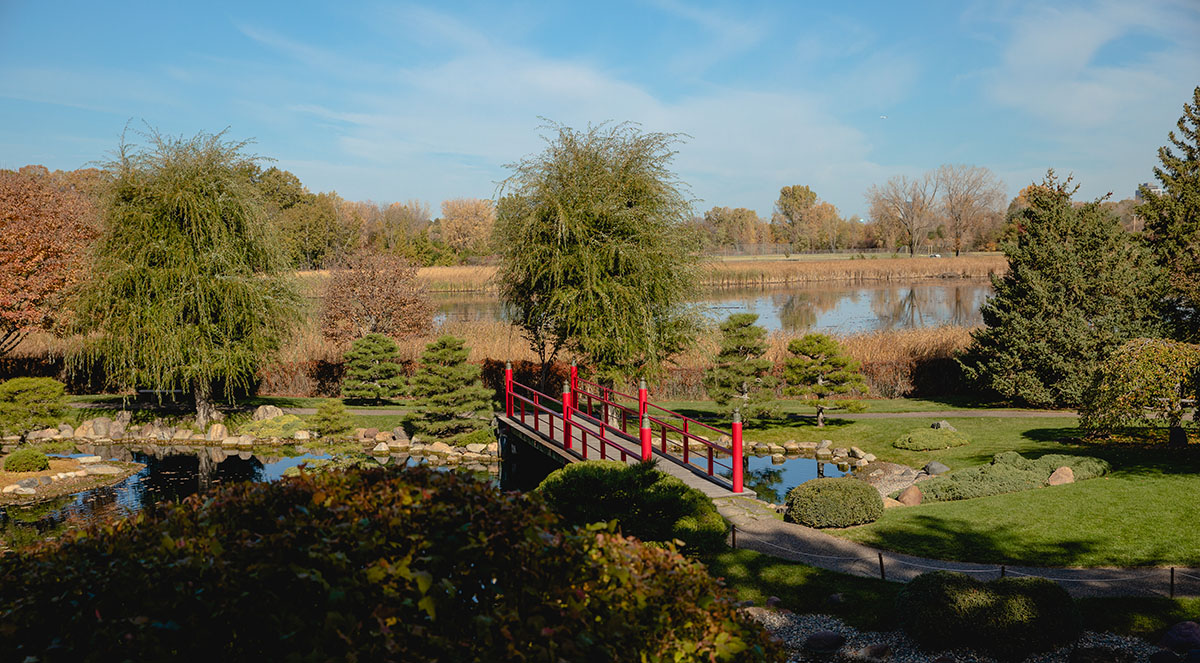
[503,362,744,492]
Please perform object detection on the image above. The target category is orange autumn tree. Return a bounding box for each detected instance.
[0,168,99,355]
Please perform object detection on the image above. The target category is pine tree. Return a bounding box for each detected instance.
[308,399,353,439]
[341,334,406,402]
[783,333,867,427]
[959,172,1162,407]
[702,314,777,418]
[408,336,493,442]
[1140,85,1200,341]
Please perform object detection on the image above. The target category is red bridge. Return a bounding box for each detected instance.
[498,362,751,499]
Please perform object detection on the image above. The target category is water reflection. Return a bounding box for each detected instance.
[742,455,848,505]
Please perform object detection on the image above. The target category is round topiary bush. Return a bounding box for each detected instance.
[3,449,49,473]
[893,427,970,450]
[536,461,729,555]
[784,477,883,528]
[896,571,1079,658]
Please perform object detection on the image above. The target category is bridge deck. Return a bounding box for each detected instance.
[499,413,752,500]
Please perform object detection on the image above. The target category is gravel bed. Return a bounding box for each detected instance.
[746,609,1164,663]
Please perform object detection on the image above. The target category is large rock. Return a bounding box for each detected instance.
[77,456,102,464]
[1160,621,1200,653]
[849,446,867,459]
[931,420,957,432]
[252,405,284,421]
[817,439,832,449]
[804,630,846,654]
[390,426,410,442]
[361,428,380,441]
[16,477,40,489]
[294,430,311,441]
[85,465,122,475]
[923,460,951,475]
[1047,465,1075,486]
[465,443,487,454]
[427,441,454,455]
[207,423,228,442]
[375,431,395,443]
[883,497,904,508]
[91,418,112,438]
[172,429,193,441]
[372,442,390,453]
[58,423,75,438]
[73,421,95,439]
[897,485,923,506]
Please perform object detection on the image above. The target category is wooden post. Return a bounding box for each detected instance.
[640,415,652,461]
[504,361,513,418]
[731,524,737,549]
[562,381,572,451]
[1000,565,1006,578]
[878,552,886,580]
[732,410,744,493]
[1171,567,1175,598]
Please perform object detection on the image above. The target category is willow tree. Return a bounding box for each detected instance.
[495,122,701,386]
[72,130,301,427]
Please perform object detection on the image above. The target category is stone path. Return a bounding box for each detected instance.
[713,496,1200,599]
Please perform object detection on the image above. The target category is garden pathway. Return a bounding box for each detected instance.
[714,496,1199,599]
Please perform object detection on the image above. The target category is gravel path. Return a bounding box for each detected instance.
[714,496,1200,599]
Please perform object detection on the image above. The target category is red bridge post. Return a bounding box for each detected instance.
[562,380,573,450]
[504,361,513,418]
[732,409,744,493]
[569,361,579,409]
[639,415,652,461]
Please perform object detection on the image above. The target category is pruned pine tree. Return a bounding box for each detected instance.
[1140,85,1200,341]
[959,172,1162,407]
[408,336,493,442]
[702,314,777,418]
[71,129,301,428]
[783,333,867,427]
[308,399,354,439]
[341,333,406,402]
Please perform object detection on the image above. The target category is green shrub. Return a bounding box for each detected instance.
[0,467,782,662]
[0,378,66,437]
[893,427,970,450]
[238,414,304,439]
[2,449,49,473]
[408,336,493,442]
[785,477,883,528]
[308,400,353,438]
[897,571,1079,658]
[341,333,406,402]
[536,461,730,555]
[454,427,495,448]
[919,451,1111,502]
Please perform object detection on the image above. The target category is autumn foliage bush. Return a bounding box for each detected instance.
[0,466,782,662]
[321,252,434,344]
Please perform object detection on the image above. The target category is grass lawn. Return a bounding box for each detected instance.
[653,395,1055,418]
[705,549,1200,640]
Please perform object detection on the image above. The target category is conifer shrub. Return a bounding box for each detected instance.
[3,449,49,473]
[785,477,883,528]
[917,451,1111,502]
[536,461,729,555]
[783,333,868,427]
[308,400,353,438]
[238,414,305,439]
[0,377,66,436]
[340,333,406,402]
[0,467,782,662]
[893,427,970,450]
[702,313,777,418]
[408,336,493,442]
[897,571,1079,658]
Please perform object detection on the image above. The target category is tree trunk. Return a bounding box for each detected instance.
[194,380,215,431]
[816,403,825,428]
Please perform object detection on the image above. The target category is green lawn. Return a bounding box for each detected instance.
[653,395,1056,418]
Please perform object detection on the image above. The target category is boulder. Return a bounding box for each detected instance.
[752,442,771,455]
[13,486,35,495]
[847,644,892,662]
[1047,465,1075,486]
[849,446,866,459]
[372,442,390,453]
[817,439,832,449]
[16,478,40,489]
[427,441,454,455]
[58,423,75,438]
[486,442,499,454]
[294,430,311,441]
[923,460,951,475]
[767,443,786,455]
[1,484,17,493]
[77,456,103,464]
[815,447,833,459]
[115,410,132,427]
[883,497,904,508]
[770,453,786,464]
[85,465,122,475]
[362,428,380,441]
[796,441,818,450]
[465,443,487,454]
[804,630,846,654]
[863,453,877,462]
[1160,621,1200,654]
[782,441,802,454]
[390,426,410,442]
[931,420,957,432]
[832,448,849,458]
[74,421,95,439]
[172,429,193,441]
[252,405,284,421]
[207,423,228,442]
[91,418,112,438]
[375,431,395,443]
[854,459,869,468]
[897,485,922,506]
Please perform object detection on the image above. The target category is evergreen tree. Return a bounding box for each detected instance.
[408,336,493,442]
[783,333,867,427]
[341,333,406,402]
[960,172,1161,407]
[308,399,353,439]
[1140,85,1200,341]
[701,314,776,418]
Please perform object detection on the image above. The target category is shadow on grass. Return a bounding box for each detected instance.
[1021,427,1200,477]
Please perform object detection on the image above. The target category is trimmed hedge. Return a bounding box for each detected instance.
[785,477,883,528]
[0,377,66,437]
[3,449,49,473]
[918,451,1111,502]
[238,413,304,439]
[893,427,969,451]
[536,461,729,555]
[897,571,1079,658]
[0,466,782,662]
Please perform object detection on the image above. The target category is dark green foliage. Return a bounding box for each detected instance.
[785,477,883,528]
[453,427,495,448]
[0,377,65,436]
[1081,337,1200,445]
[308,400,353,438]
[71,129,301,428]
[3,448,49,472]
[918,451,1110,502]
[783,333,867,425]
[1140,86,1200,341]
[893,427,970,450]
[960,172,1161,407]
[340,333,406,402]
[702,314,777,418]
[897,571,1079,658]
[495,121,701,384]
[0,467,782,662]
[408,336,493,441]
[238,414,304,439]
[536,461,730,555]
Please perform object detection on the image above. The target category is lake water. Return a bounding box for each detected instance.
[433,279,992,333]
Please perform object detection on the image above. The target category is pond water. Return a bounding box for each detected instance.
[433,280,991,333]
[736,455,849,505]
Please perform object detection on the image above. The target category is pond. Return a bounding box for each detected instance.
[738,455,849,505]
[433,279,991,333]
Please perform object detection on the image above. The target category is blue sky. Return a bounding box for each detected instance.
[1,1,1197,219]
